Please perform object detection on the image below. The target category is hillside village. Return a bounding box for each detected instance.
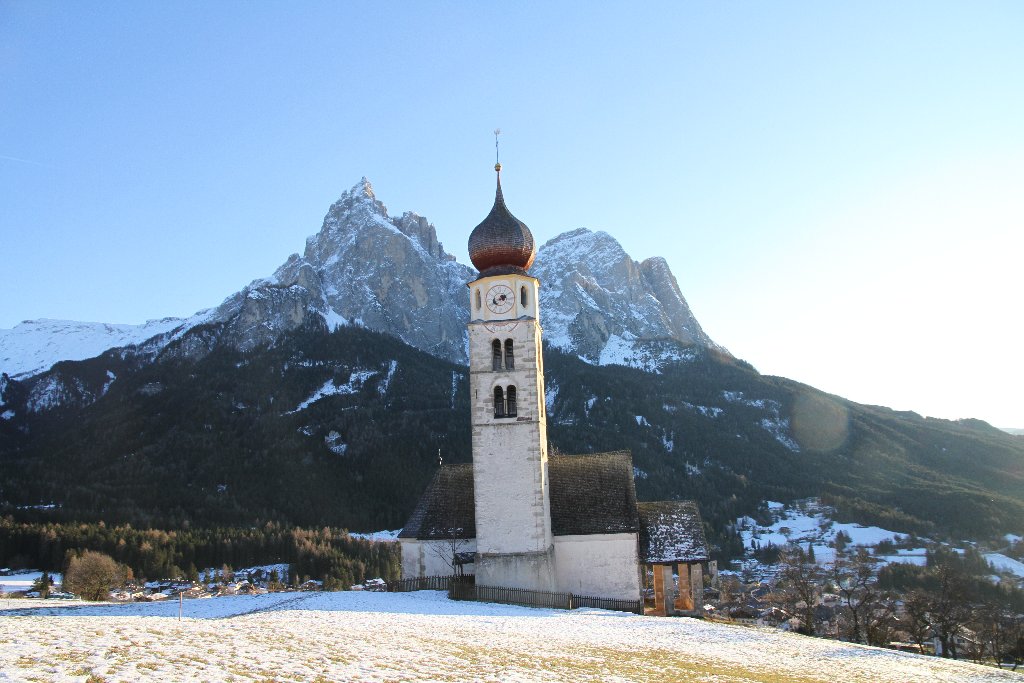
[1,562,387,602]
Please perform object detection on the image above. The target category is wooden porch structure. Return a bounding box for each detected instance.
[638,501,709,617]
[647,561,704,616]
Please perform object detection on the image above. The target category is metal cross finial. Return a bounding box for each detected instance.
[494,128,502,171]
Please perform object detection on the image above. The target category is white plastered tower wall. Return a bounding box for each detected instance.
[467,274,555,590]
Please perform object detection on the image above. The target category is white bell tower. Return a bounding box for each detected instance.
[466,160,554,590]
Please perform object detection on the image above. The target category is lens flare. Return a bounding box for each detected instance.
[791,392,850,452]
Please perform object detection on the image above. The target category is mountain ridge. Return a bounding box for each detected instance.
[1,178,724,382]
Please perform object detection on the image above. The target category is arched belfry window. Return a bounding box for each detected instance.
[504,339,514,370]
[493,386,506,418]
[506,385,517,417]
[475,289,482,311]
[520,286,527,308]
[491,340,502,371]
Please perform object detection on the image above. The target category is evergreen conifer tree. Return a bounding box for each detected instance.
[31,571,51,598]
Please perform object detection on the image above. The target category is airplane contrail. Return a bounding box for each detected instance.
[0,154,54,169]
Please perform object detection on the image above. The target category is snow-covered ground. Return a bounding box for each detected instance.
[737,500,906,567]
[730,499,1024,586]
[0,590,1015,683]
[0,571,62,594]
[985,552,1024,579]
[349,529,401,542]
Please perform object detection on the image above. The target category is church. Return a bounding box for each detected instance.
[399,162,709,614]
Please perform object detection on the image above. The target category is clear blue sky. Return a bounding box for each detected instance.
[2,1,1022,427]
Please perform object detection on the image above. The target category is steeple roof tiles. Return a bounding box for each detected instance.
[468,172,536,277]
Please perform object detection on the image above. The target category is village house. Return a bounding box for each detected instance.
[399,161,709,614]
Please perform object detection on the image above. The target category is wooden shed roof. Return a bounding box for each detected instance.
[637,500,709,564]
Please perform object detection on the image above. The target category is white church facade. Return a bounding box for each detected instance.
[400,163,709,610]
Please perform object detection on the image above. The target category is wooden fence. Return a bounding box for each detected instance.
[386,575,459,593]
[389,575,643,615]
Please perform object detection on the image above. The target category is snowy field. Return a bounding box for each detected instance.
[1,591,1018,683]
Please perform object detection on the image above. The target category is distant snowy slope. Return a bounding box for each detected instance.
[0,317,190,378]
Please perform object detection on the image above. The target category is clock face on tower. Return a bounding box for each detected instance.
[486,284,515,315]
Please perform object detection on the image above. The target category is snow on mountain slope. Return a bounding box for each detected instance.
[0,317,191,379]
[985,552,1024,579]
[175,178,475,363]
[0,179,726,383]
[534,228,725,369]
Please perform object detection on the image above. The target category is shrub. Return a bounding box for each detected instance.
[63,550,127,601]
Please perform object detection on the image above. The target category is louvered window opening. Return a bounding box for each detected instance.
[493,385,517,418]
[504,339,514,370]
[492,340,502,371]
[494,386,505,418]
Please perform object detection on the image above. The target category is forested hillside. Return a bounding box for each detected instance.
[2,321,1022,566]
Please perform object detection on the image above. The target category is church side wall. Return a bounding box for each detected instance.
[553,533,641,601]
[476,548,555,592]
[400,538,477,578]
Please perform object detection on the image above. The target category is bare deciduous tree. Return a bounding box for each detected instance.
[831,548,896,646]
[927,563,972,659]
[775,546,822,636]
[63,550,127,601]
[899,590,933,652]
[426,531,471,576]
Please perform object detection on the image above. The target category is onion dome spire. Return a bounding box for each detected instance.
[468,135,536,276]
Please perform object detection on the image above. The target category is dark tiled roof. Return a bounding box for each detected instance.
[400,454,708,562]
[468,173,536,276]
[548,452,639,536]
[397,464,476,540]
[400,453,639,540]
[638,500,709,563]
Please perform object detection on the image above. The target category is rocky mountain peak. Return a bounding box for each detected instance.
[1,179,725,382]
[536,228,633,283]
[199,178,474,361]
[533,228,724,368]
[343,176,381,208]
[392,212,451,262]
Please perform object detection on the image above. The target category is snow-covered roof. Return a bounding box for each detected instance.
[638,501,709,564]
